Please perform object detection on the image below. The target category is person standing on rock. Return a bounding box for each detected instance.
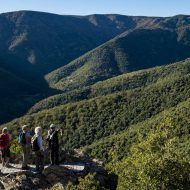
[0,127,11,167]
[32,126,44,173]
[47,124,62,165]
[19,125,31,170]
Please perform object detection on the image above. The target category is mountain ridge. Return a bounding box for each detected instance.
[1,11,190,123]
[46,26,190,92]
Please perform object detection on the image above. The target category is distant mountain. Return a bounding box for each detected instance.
[0,11,160,75]
[46,25,190,91]
[0,11,160,123]
[1,11,190,123]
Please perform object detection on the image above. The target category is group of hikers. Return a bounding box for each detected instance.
[0,124,62,173]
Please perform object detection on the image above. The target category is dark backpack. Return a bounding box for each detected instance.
[31,135,40,152]
[48,131,59,148]
[19,132,26,145]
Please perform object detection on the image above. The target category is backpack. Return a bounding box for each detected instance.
[48,131,59,148]
[0,134,9,149]
[19,132,26,145]
[31,135,40,152]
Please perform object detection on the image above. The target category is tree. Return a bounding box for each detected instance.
[108,117,190,190]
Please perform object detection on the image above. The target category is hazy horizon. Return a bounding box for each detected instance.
[0,0,189,17]
[0,9,189,18]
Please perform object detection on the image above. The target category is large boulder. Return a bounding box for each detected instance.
[43,165,77,186]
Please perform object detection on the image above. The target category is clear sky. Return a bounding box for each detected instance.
[0,0,189,17]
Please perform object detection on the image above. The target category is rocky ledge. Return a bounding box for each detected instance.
[0,161,108,189]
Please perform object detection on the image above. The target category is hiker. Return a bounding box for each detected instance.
[0,127,11,167]
[19,125,31,170]
[47,124,61,165]
[32,126,44,173]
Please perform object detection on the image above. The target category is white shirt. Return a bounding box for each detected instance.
[37,136,44,151]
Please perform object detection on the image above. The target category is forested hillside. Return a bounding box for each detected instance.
[1,11,146,73]
[0,11,160,123]
[1,11,150,123]
[3,59,190,149]
[30,59,190,114]
[46,26,190,92]
[1,12,190,123]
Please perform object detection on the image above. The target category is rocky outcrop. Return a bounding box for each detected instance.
[0,171,50,190]
[0,165,80,189]
[0,150,109,189]
[43,165,77,186]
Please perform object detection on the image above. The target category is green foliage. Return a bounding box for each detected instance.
[3,65,190,152]
[107,118,190,190]
[10,138,22,154]
[69,173,102,190]
[30,59,190,113]
[84,97,190,163]
[49,173,104,190]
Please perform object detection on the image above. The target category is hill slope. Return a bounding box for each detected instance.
[0,66,44,124]
[30,59,190,113]
[3,59,190,150]
[2,13,190,123]
[0,11,165,123]
[0,11,160,75]
[83,97,190,163]
[46,25,190,91]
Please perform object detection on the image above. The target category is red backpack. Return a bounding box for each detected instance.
[0,134,10,150]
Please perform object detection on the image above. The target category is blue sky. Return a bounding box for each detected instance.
[0,0,189,17]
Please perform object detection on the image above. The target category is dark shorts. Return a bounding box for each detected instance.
[1,147,10,158]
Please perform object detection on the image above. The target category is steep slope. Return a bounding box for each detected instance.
[30,58,190,113]
[1,13,190,124]
[46,25,190,91]
[2,65,190,149]
[107,109,190,190]
[0,67,42,124]
[1,11,189,87]
[83,97,190,163]
[0,11,164,123]
[81,97,190,189]
[0,11,160,75]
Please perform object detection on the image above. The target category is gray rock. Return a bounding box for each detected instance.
[43,165,76,186]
